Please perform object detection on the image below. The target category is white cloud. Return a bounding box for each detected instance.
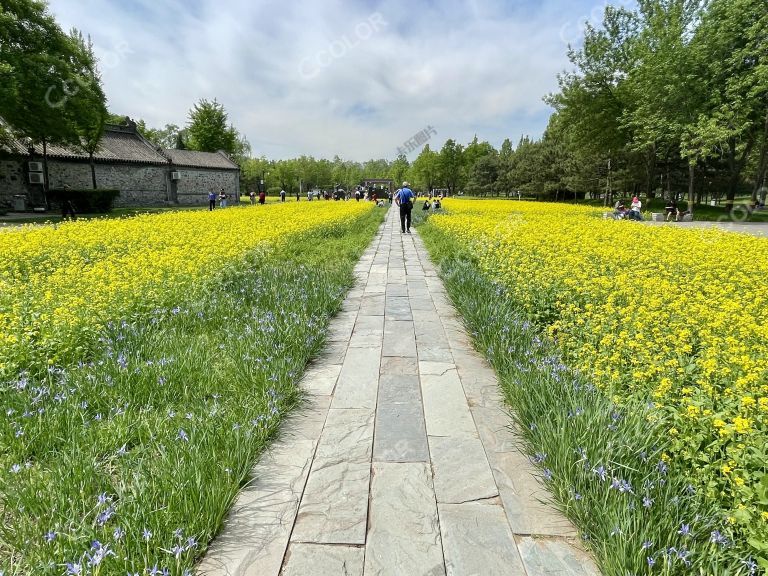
[45,0,621,160]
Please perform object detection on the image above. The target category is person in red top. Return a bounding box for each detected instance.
[258,190,266,204]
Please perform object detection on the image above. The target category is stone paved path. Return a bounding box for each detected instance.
[198,208,600,576]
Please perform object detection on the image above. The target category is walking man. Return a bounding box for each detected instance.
[208,190,217,211]
[395,181,415,234]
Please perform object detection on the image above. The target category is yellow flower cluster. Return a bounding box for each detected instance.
[0,202,373,377]
[431,199,768,533]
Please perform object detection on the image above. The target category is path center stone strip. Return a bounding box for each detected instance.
[197,207,600,576]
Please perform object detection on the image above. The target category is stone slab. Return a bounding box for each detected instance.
[291,459,370,545]
[358,294,385,316]
[315,408,374,464]
[281,544,364,576]
[379,356,419,375]
[328,321,356,343]
[429,435,499,504]
[417,347,454,362]
[516,536,600,575]
[377,373,421,405]
[364,463,445,576]
[197,397,330,576]
[410,297,437,312]
[374,375,428,462]
[439,502,527,576]
[382,320,417,358]
[319,341,348,365]
[331,346,381,410]
[489,449,578,537]
[373,401,429,462]
[384,296,413,320]
[349,315,384,348]
[420,370,477,437]
[418,361,456,376]
[385,283,409,297]
[300,364,342,396]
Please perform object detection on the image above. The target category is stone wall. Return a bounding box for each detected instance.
[0,160,26,209]
[175,168,240,206]
[47,161,169,207]
[0,157,240,209]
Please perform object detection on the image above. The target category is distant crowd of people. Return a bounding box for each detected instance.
[207,185,446,216]
[612,196,644,221]
[612,195,693,221]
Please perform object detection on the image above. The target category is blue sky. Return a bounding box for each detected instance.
[46,0,633,161]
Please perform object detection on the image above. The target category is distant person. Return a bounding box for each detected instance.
[280,189,286,202]
[259,190,266,204]
[395,181,415,234]
[422,199,430,211]
[296,190,300,202]
[307,190,312,201]
[628,196,643,221]
[218,188,227,208]
[61,184,77,220]
[249,190,256,205]
[208,190,217,211]
[613,199,627,219]
[355,189,360,202]
[665,198,679,221]
[432,198,441,210]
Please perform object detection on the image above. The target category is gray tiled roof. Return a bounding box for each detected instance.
[163,149,239,170]
[1,123,241,170]
[2,126,169,164]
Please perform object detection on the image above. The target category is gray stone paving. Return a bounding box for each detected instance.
[198,207,599,575]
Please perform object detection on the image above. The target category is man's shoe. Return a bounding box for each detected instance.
[406,229,411,234]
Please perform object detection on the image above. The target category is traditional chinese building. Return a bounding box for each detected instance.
[0,119,241,210]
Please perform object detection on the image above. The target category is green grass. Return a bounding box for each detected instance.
[0,208,385,575]
[416,215,750,575]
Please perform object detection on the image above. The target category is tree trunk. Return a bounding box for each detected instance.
[752,106,768,205]
[724,138,739,212]
[42,138,50,209]
[90,153,97,189]
[646,144,657,198]
[688,163,695,215]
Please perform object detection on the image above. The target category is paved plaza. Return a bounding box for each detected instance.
[198,208,599,575]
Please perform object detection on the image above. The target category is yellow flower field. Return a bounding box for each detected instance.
[0,202,373,378]
[430,199,768,540]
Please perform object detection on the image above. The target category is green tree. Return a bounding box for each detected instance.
[462,135,496,189]
[547,5,641,203]
[0,0,107,200]
[186,98,242,158]
[388,154,410,187]
[241,156,271,193]
[410,144,439,192]
[465,153,500,197]
[69,31,108,189]
[686,0,767,210]
[621,0,708,210]
[438,139,465,195]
